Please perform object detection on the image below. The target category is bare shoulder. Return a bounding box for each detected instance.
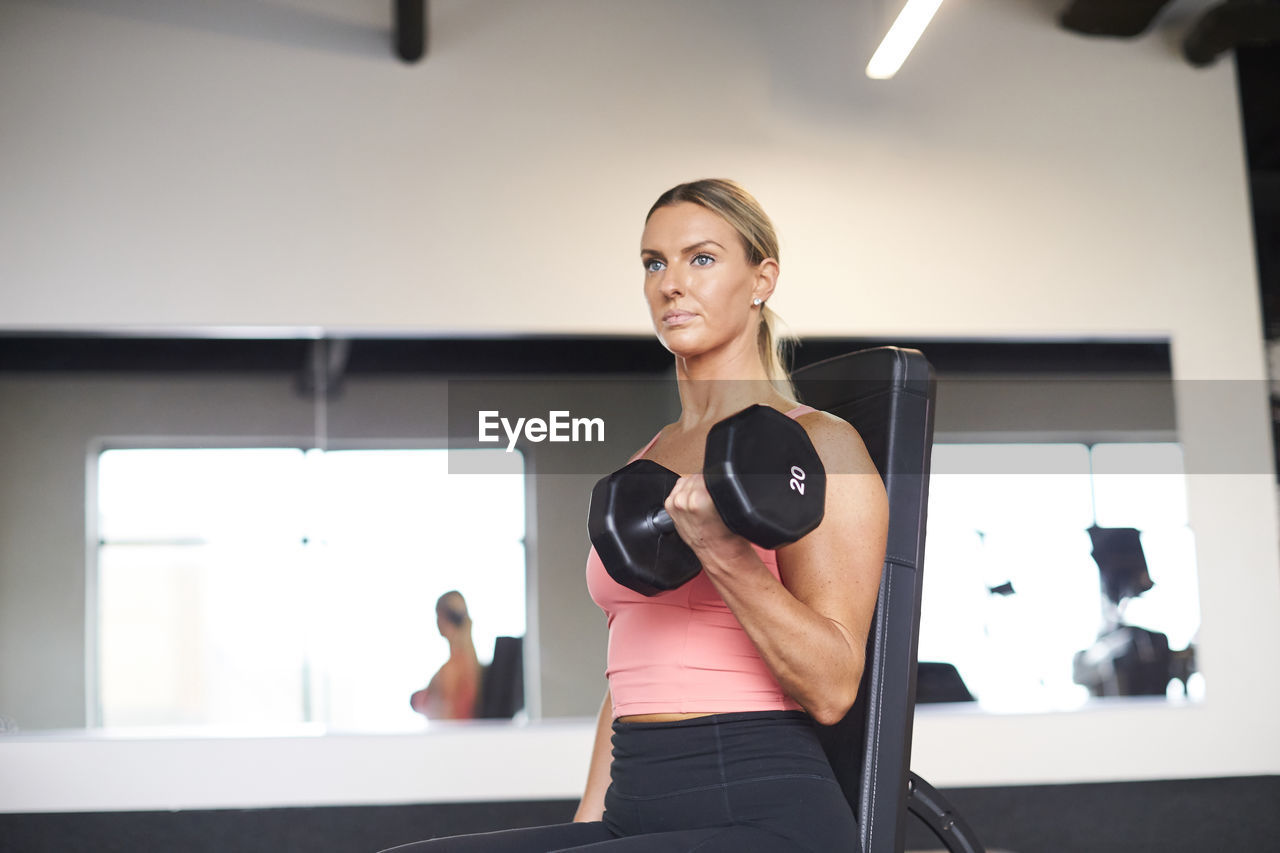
[793,410,880,478]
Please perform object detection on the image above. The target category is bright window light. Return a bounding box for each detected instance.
[96,447,526,733]
[866,0,944,80]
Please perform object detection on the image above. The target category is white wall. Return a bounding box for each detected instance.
[0,1,1260,345]
[1,0,1277,811]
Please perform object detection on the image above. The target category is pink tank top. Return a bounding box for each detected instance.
[585,405,816,719]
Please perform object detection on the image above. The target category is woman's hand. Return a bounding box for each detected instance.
[663,473,757,570]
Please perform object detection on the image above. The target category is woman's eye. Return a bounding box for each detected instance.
[644,258,665,273]
[692,254,714,266]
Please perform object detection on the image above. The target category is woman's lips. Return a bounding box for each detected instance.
[663,310,696,326]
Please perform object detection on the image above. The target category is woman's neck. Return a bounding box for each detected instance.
[446,633,477,661]
[672,342,790,427]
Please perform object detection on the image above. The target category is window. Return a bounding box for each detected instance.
[919,442,1200,713]
[95,447,525,732]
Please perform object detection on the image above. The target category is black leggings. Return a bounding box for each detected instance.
[380,711,860,853]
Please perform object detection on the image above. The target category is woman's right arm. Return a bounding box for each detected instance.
[573,690,614,822]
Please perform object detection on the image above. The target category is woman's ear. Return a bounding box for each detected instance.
[752,258,779,305]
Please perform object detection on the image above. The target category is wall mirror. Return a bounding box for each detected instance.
[0,333,1201,738]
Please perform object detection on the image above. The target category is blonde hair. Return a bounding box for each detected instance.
[646,179,797,398]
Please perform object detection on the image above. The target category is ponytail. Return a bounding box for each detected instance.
[757,304,797,399]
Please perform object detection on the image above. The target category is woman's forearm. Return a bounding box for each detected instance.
[574,691,614,822]
[702,547,864,726]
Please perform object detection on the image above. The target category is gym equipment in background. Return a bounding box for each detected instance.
[475,636,524,720]
[1072,526,1195,698]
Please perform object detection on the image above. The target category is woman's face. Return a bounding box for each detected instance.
[640,202,775,359]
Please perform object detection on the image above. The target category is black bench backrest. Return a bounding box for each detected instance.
[793,346,937,853]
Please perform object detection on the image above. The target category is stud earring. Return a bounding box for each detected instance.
[752,298,763,307]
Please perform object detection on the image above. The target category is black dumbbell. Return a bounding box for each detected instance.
[588,405,826,596]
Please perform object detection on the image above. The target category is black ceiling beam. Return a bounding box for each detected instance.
[394,0,426,63]
[1059,0,1176,37]
[1183,1,1280,67]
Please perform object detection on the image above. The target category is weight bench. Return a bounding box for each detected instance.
[794,346,986,853]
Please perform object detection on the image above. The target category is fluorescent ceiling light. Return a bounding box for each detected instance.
[866,0,944,80]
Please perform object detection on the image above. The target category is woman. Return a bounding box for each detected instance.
[384,179,888,851]
[410,591,482,721]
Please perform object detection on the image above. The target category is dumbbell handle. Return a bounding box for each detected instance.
[646,507,676,536]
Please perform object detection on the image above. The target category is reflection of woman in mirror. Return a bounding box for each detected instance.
[410,591,481,720]
[384,179,888,852]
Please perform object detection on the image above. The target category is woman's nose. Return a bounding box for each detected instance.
[657,268,685,297]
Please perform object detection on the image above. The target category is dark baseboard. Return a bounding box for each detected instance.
[0,800,578,853]
[902,775,1280,852]
[2,776,1276,853]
